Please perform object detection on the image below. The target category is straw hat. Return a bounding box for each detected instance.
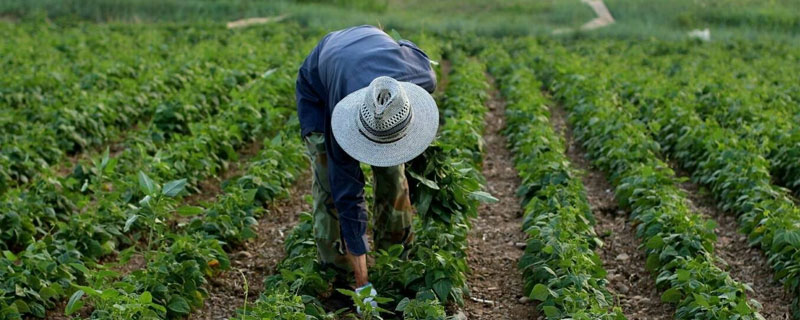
[331,76,438,167]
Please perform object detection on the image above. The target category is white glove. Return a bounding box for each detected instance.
[355,283,378,315]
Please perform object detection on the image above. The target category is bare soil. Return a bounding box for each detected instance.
[675,169,793,319]
[549,105,673,320]
[462,76,537,319]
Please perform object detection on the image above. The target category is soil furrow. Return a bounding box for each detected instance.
[191,171,311,320]
[674,169,792,319]
[462,76,536,319]
[549,105,672,320]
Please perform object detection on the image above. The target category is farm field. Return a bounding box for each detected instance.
[2,1,800,320]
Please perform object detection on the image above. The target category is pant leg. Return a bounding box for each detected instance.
[372,164,415,254]
[305,133,350,271]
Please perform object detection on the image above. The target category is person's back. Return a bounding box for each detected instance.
[298,25,436,137]
[295,25,438,312]
[318,26,435,106]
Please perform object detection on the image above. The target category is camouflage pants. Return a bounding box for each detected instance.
[304,133,414,271]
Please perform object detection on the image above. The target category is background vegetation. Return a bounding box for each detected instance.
[2,0,800,41]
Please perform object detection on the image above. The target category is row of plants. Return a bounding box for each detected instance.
[68,128,308,319]
[562,38,800,318]
[633,42,800,195]
[0,30,310,318]
[483,45,625,319]
[232,46,492,319]
[0,23,300,194]
[523,40,764,319]
[0,24,303,251]
[600,51,800,319]
[561,39,800,196]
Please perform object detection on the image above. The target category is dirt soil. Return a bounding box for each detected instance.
[462,77,538,319]
[190,172,311,320]
[675,170,792,319]
[549,105,673,320]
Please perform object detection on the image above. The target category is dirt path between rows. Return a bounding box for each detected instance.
[462,76,537,319]
[549,105,672,320]
[675,170,792,319]
[191,172,311,320]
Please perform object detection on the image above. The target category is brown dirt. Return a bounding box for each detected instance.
[549,105,673,320]
[190,171,311,320]
[462,76,537,319]
[675,170,793,319]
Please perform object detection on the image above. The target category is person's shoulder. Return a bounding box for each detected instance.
[329,25,386,40]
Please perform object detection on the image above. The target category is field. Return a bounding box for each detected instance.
[1,0,800,319]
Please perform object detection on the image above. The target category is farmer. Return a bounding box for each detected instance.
[296,25,438,308]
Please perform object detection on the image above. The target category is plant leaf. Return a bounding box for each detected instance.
[124,215,139,232]
[408,170,440,190]
[138,171,157,195]
[177,206,204,216]
[530,283,549,301]
[162,179,187,197]
[661,287,682,303]
[468,190,498,203]
[65,290,84,315]
[167,296,191,315]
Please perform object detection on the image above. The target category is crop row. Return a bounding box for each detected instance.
[0,29,309,318]
[605,54,800,318]
[523,41,763,319]
[565,39,800,318]
[70,129,307,319]
[0,24,300,194]
[643,43,800,195]
[482,46,624,319]
[233,46,492,319]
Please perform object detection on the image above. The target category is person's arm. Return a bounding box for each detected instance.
[325,131,371,287]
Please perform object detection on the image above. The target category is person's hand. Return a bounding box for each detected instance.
[355,282,378,315]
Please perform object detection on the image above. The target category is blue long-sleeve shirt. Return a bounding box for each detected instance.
[296,25,436,255]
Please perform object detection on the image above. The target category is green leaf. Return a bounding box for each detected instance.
[3,250,17,261]
[530,284,549,301]
[39,287,57,300]
[177,206,204,216]
[661,288,682,303]
[167,296,191,314]
[138,171,157,195]
[693,293,710,308]
[432,279,452,303]
[676,269,690,282]
[14,300,30,313]
[395,297,410,312]
[542,305,560,318]
[124,215,138,232]
[646,235,665,249]
[65,290,84,315]
[408,170,440,190]
[68,263,90,275]
[645,254,661,272]
[162,179,187,197]
[468,191,499,203]
[140,292,153,304]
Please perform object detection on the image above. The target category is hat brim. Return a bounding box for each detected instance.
[331,82,438,167]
